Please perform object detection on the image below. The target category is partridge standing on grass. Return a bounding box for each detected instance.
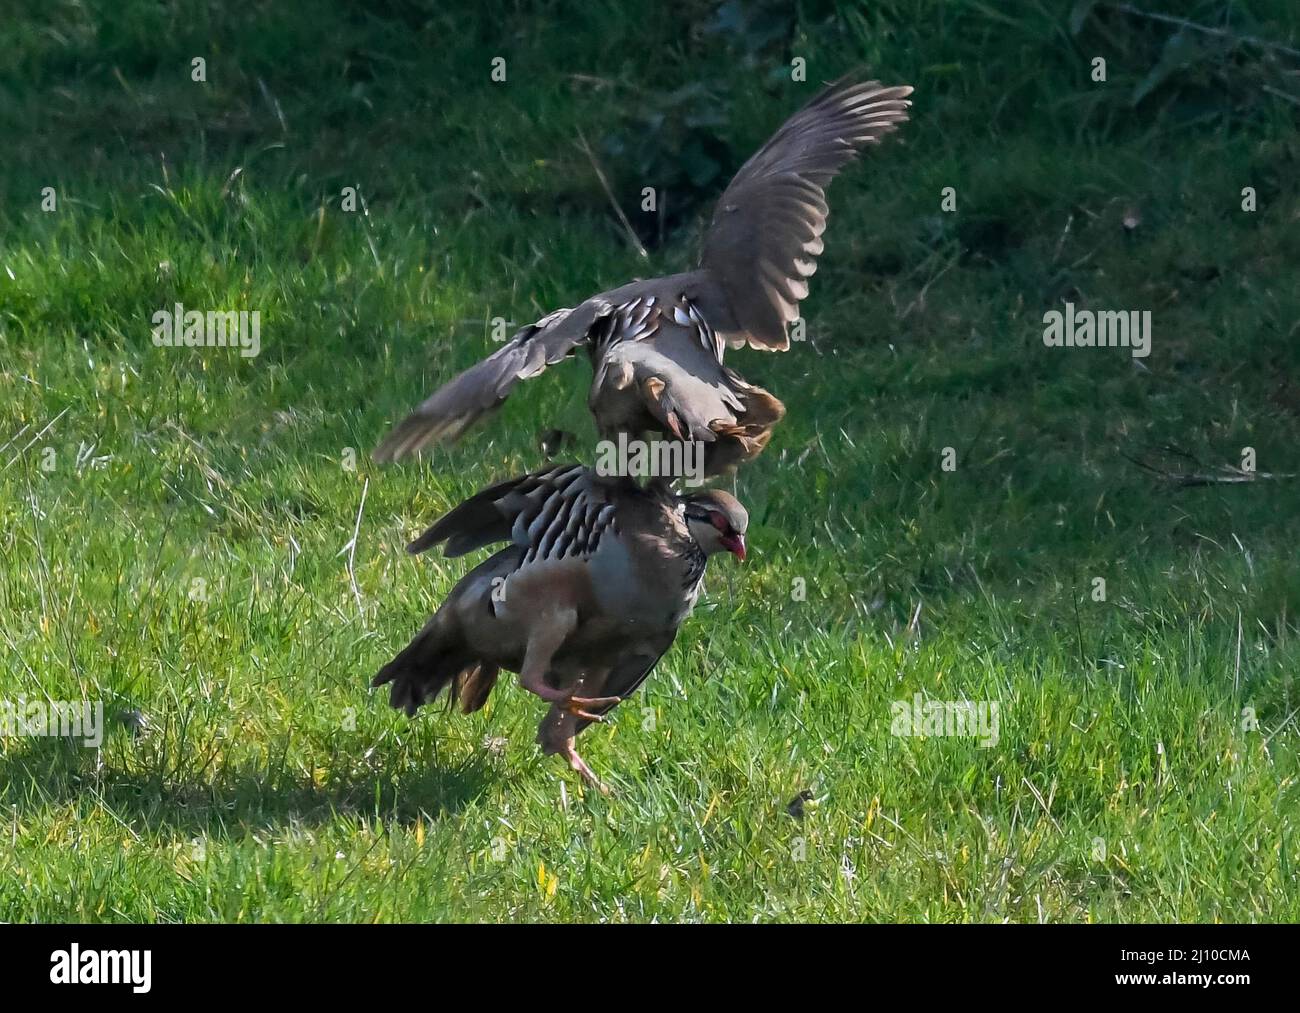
[373,464,748,793]
[373,74,913,476]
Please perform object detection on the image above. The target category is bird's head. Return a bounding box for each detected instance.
[683,488,748,561]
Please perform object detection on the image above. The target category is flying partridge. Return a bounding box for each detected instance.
[374,74,913,476]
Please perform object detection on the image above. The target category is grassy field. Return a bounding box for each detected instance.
[2,0,1299,922]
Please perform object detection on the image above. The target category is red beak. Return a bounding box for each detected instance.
[722,533,746,561]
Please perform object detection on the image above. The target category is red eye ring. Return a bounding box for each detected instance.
[709,512,729,533]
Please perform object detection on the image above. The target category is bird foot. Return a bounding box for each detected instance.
[563,693,622,722]
[563,741,612,796]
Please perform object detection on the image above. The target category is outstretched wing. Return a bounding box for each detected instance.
[406,463,618,564]
[699,76,913,351]
[373,300,613,462]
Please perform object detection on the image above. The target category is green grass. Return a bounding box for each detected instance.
[1,0,1299,921]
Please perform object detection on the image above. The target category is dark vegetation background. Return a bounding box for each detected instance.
[0,1,1297,920]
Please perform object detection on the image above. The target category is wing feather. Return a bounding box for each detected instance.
[699,75,912,351]
[405,465,619,572]
[373,300,612,462]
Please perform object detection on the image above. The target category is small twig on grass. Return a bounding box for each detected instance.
[907,599,923,642]
[565,74,648,95]
[1120,447,1296,487]
[355,191,383,274]
[576,129,648,259]
[1106,3,1300,62]
[1021,776,1065,838]
[896,247,960,321]
[1262,705,1300,747]
[3,407,69,471]
[1051,212,1075,266]
[1262,85,1300,107]
[257,76,289,134]
[340,477,370,620]
[0,423,32,459]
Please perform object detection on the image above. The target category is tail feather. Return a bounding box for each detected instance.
[372,618,479,717]
[456,663,500,714]
[706,378,785,474]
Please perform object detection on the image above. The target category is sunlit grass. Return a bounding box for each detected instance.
[1,0,1298,922]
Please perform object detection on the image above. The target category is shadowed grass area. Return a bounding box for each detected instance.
[1,0,1298,921]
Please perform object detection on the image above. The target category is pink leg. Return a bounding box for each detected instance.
[562,739,611,796]
[517,627,621,719]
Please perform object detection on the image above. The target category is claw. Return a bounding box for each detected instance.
[562,740,612,796]
[561,691,622,721]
